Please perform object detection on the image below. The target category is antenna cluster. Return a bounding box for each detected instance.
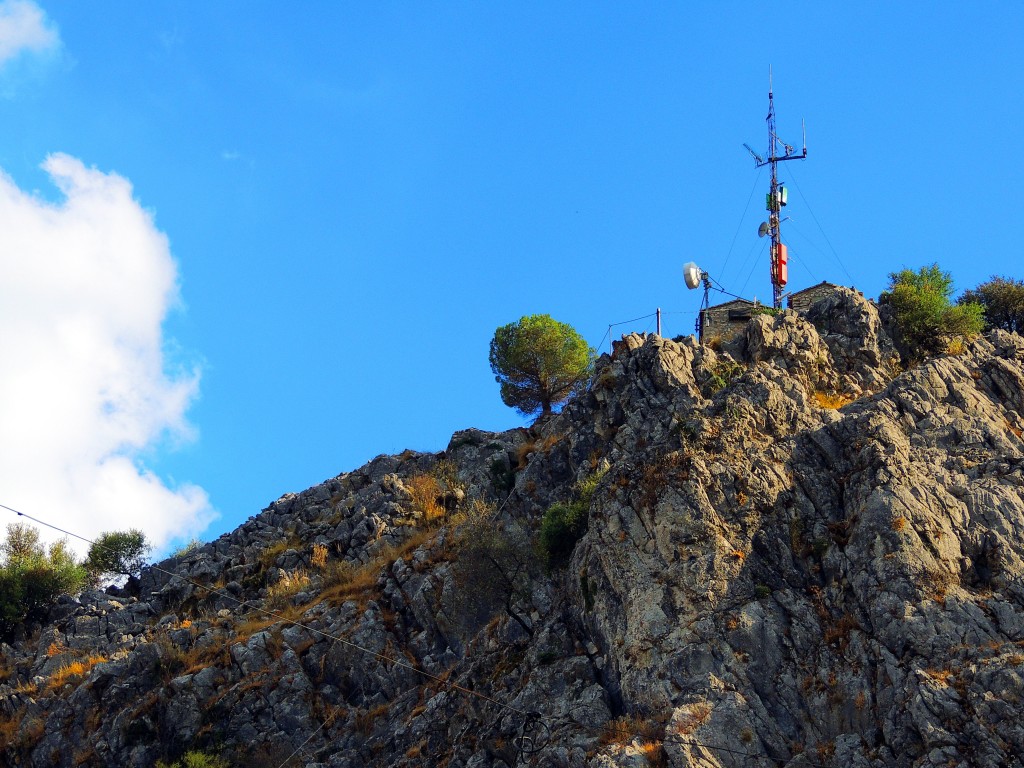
[746,69,807,309]
[683,71,808,337]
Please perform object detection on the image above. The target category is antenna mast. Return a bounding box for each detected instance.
[745,69,807,309]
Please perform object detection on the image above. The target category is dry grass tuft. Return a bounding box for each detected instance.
[0,709,25,746]
[46,641,68,658]
[259,536,301,569]
[638,741,667,768]
[946,337,967,355]
[46,654,108,691]
[354,703,390,735]
[406,474,445,525]
[311,543,328,570]
[600,715,662,746]
[813,391,852,409]
[515,434,562,469]
[674,702,712,735]
[923,668,955,685]
[266,570,311,609]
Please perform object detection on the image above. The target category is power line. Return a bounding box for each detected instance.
[738,239,769,298]
[785,165,855,284]
[720,168,765,280]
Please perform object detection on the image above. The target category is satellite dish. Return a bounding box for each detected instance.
[683,262,703,290]
[758,222,769,238]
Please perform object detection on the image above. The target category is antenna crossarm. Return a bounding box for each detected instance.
[766,151,807,163]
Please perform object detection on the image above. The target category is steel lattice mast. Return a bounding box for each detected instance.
[744,70,807,309]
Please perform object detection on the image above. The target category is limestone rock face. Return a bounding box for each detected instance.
[3,298,1024,768]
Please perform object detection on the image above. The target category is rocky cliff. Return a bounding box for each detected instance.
[3,288,1024,768]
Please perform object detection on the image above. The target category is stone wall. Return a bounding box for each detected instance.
[787,280,842,312]
[699,298,755,345]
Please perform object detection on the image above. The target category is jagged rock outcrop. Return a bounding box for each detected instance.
[2,291,1024,768]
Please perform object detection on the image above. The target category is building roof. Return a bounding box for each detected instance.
[704,297,756,312]
[787,281,839,300]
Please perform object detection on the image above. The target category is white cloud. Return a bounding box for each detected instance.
[0,153,215,557]
[0,0,59,67]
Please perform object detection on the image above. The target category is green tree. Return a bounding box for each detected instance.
[84,529,151,582]
[489,314,595,418]
[959,276,1024,335]
[881,264,984,360]
[0,523,86,640]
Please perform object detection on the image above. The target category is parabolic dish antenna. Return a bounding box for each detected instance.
[683,262,703,290]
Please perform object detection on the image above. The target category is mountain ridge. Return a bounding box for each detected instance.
[3,287,1024,768]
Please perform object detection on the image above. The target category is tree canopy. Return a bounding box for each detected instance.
[881,264,984,360]
[84,529,151,582]
[489,314,595,418]
[0,523,86,641]
[959,276,1024,335]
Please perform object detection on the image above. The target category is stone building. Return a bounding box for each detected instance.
[787,281,844,313]
[698,298,759,346]
[698,281,845,344]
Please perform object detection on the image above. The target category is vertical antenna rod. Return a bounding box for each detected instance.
[744,71,807,309]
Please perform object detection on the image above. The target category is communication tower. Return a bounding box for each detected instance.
[744,70,807,309]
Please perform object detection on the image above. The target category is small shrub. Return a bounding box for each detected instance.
[706,359,744,394]
[539,467,607,568]
[754,584,771,600]
[540,501,585,567]
[882,264,983,362]
[156,751,231,768]
[490,457,515,494]
[892,516,907,532]
[259,538,299,570]
[172,539,203,558]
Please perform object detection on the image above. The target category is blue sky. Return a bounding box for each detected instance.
[0,2,1021,554]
